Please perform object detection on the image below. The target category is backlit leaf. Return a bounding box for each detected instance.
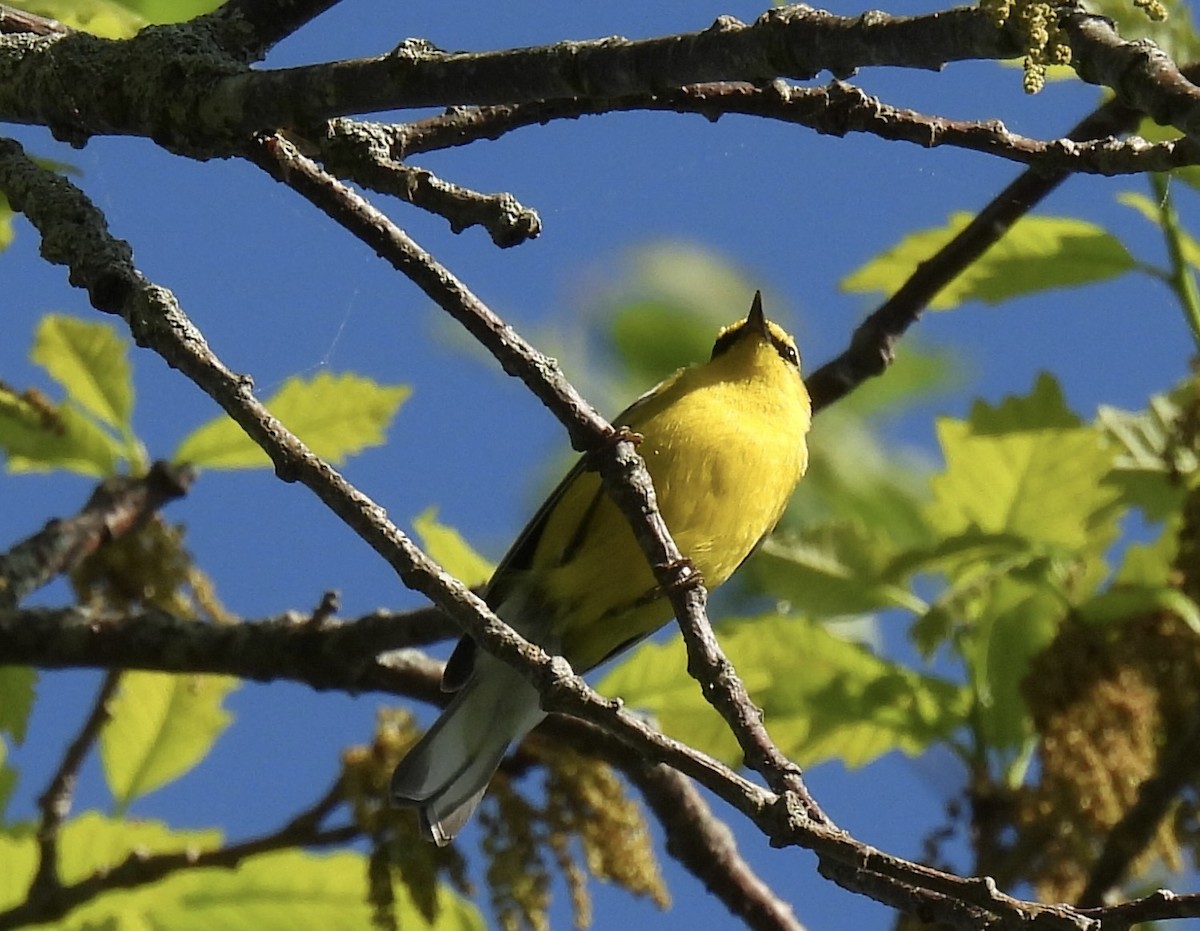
[0,387,122,475]
[100,671,238,810]
[600,614,968,768]
[413,508,494,588]
[842,213,1135,310]
[31,315,133,431]
[928,374,1121,555]
[0,667,36,744]
[174,372,410,469]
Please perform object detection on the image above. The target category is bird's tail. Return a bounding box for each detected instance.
[391,654,546,845]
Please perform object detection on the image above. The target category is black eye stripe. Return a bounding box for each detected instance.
[711,324,800,367]
[772,335,800,367]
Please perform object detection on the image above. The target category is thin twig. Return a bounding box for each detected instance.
[627,759,808,931]
[804,86,1150,412]
[29,671,122,907]
[308,124,540,246]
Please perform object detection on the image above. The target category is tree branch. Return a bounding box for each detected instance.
[1059,1,1200,146]
[198,0,345,63]
[622,758,808,931]
[0,6,1024,151]
[308,124,541,246]
[805,85,1150,412]
[0,460,195,609]
[372,80,1200,176]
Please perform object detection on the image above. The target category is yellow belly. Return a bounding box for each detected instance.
[535,380,808,672]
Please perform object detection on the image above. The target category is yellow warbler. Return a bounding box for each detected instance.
[392,292,812,844]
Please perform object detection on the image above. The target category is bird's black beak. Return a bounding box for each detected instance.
[748,290,769,337]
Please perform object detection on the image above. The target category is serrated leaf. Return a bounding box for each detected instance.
[0,812,221,915]
[751,522,921,618]
[0,384,122,475]
[0,667,36,744]
[1099,395,1194,521]
[100,672,238,810]
[842,213,1135,310]
[174,372,410,469]
[599,614,968,768]
[69,844,483,931]
[0,813,481,930]
[928,374,1122,555]
[412,507,494,588]
[32,315,133,431]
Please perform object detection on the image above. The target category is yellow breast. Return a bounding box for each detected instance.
[529,328,811,672]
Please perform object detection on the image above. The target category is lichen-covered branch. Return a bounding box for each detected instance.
[374,80,1200,175]
[0,6,1024,152]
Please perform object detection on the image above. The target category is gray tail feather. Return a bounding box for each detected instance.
[391,656,545,845]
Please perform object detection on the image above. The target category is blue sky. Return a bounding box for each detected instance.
[3,2,1198,928]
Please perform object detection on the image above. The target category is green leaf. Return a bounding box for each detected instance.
[609,299,718,389]
[0,384,122,475]
[1117,189,1200,268]
[174,372,410,469]
[1099,389,1196,521]
[412,508,494,588]
[783,406,936,549]
[0,812,222,915]
[32,315,133,431]
[0,667,36,744]
[5,1,145,37]
[928,374,1122,555]
[71,844,483,931]
[1114,525,1178,587]
[599,614,969,768]
[0,739,17,821]
[1076,584,1200,633]
[100,672,238,810]
[751,522,922,619]
[842,213,1136,310]
[0,813,481,930]
[0,823,39,910]
[598,243,765,393]
[0,190,12,253]
[970,579,1062,750]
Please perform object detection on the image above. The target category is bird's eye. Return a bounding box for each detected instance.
[782,344,799,367]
